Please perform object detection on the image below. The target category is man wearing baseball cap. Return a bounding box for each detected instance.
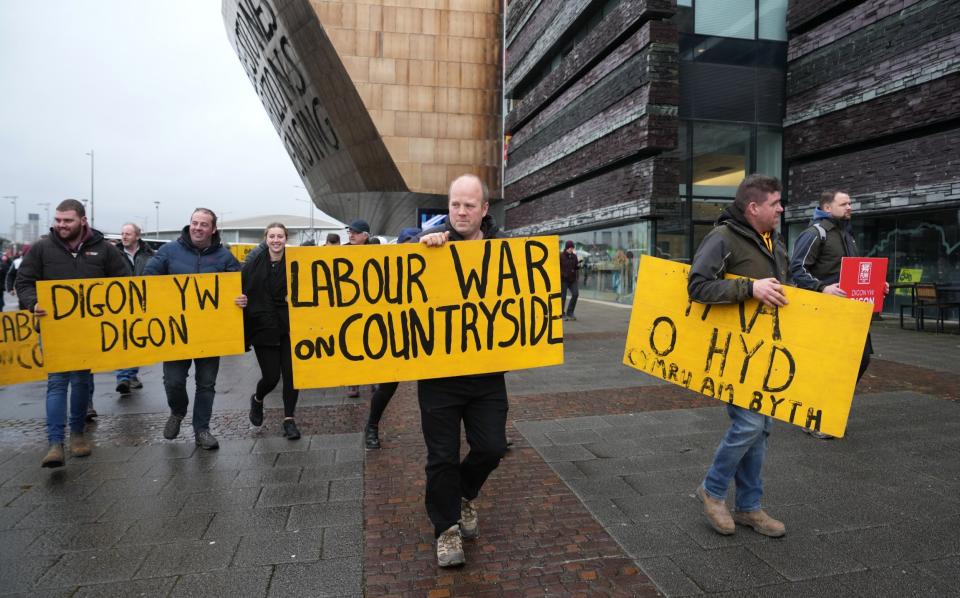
[346,219,370,245]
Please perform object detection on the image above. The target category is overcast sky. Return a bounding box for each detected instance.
[0,0,327,238]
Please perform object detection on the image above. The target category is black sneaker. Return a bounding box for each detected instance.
[163,414,183,440]
[85,404,98,422]
[116,380,131,395]
[282,419,301,440]
[249,394,264,427]
[129,377,143,390]
[364,424,380,450]
[195,429,220,450]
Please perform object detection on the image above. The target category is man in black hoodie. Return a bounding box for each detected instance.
[15,199,130,467]
[687,174,789,539]
[416,174,508,568]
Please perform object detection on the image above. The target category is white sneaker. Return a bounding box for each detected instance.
[459,498,479,539]
[436,524,465,567]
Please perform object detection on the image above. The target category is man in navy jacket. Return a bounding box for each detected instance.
[143,208,244,449]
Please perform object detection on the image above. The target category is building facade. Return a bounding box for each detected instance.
[221,0,502,236]
[783,0,960,312]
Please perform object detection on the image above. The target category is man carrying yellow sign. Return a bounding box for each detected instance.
[15,199,131,468]
[687,175,791,539]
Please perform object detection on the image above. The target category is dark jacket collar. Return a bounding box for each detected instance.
[443,214,501,241]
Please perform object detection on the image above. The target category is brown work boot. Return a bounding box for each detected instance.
[41,444,65,468]
[69,433,92,458]
[733,509,786,537]
[695,485,735,535]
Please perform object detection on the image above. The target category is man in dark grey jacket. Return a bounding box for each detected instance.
[688,174,789,539]
[789,190,885,439]
[113,222,156,395]
[16,199,130,467]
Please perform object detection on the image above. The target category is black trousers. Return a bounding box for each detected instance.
[418,374,508,537]
[857,333,873,383]
[368,381,399,427]
[253,337,299,418]
[561,279,579,315]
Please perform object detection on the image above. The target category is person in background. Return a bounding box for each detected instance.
[363,226,422,450]
[15,199,130,467]
[789,190,887,439]
[324,233,340,246]
[113,222,155,395]
[345,219,371,398]
[143,208,245,450]
[559,240,580,321]
[243,223,301,440]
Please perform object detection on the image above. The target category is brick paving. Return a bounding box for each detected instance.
[1,300,959,596]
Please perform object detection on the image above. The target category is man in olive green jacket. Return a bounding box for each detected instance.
[688,174,790,540]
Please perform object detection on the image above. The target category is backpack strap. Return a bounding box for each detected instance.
[812,223,827,241]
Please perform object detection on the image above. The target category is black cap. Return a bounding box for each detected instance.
[347,219,370,233]
[396,227,421,243]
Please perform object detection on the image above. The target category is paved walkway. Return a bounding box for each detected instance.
[1,299,959,596]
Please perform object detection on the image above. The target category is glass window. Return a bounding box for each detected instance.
[677,0,692,6]
[693,198,732,222]
[560,221,652,304]
[758,0,788,41]
[756,128,782,180]
[695,0,756,40]
[692,123,751,198]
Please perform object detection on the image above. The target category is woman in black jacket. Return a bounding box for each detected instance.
[242,223,300,439]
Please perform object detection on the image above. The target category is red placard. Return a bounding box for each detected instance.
[839,257,888,313]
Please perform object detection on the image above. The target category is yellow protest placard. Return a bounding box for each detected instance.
[623,256,872,437]
[0,311,45,385]
[36,273,244,373]
[895,267,922,296]
[230,243,258,263]
[287,237,564,387]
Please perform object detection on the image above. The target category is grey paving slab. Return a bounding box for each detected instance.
[818,524,955,568]
[197,453,281,471]
[256,481,330,507]
[158,470,241,494]
[565,476,638,499]
[308,432,363,449]
[614,493,706,523]
[231,528,324,566]
[85,476,171,500]
[637,556,703,597]
[0,553,60,594]
[180,486,263,514]
[287,500,362,530]
[0,503,36,530]
[334,446,364,463]
[916,556,960,587]
[134,537,239,578]
[607,521,695,559]
[73,577,177,598]
[328,477,363,501]
[204,506,290,538]
[0,527,43,559]
[535,443,598,462]
[269,557,362,598]
[582,439,655,459]
[745,534,867,581]
[117,512,213,545]
[16,500,109,529]
[297,461,362,482]
[169,566,273,598]
[99,492,189,521]
[130,442,199,460]
[275,449,336,468]
[669,547,785,593]
[232,466,302,488]
[581,498,632,525]
[836,563,956,598]
[251,436,310,454]
[28,520,133,555]
[322,524,363,559]
[35,545,152,588]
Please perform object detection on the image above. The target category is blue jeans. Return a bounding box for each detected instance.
[46,371,92,444]
[162,357,219,433]
[703,404,772,512]
[116,367,139,383]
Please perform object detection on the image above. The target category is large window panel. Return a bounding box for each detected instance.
[692,123,751,198]
[695,0,756,40]
[759,0,788,41]
[561,221,652,304]
[757,128,782,179]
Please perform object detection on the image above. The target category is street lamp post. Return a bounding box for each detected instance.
[2,196,17,244]
[293,185,315,241]
[85,150,95,227]
[154,201,161,239]
[37,202,51,228]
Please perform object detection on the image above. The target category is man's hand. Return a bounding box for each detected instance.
[822,283,847,297]
[235,294,248,308]
[752,278,788,307]
[420,231,450,247]
[34,304,47,317]
[884,281,890,295]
